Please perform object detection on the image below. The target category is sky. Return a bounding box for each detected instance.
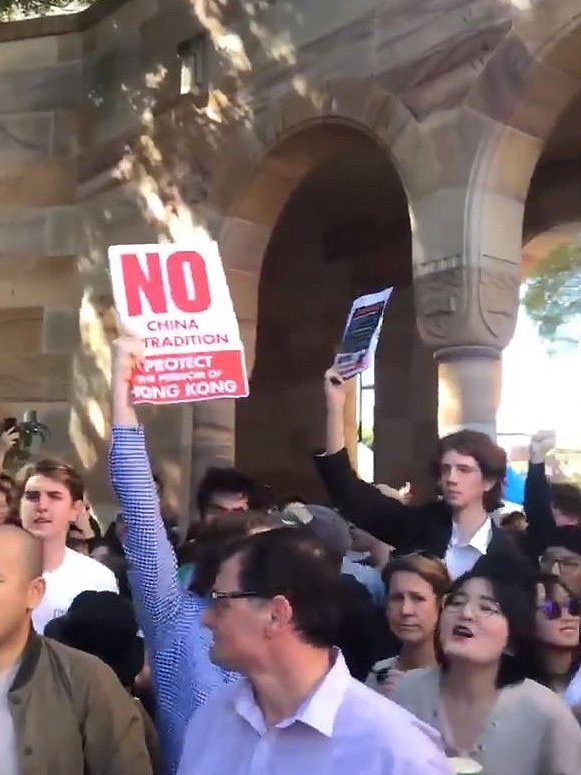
[498,307,581,448]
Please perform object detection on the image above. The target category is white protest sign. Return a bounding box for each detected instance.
[108,241,249,405]
[334,288,392,379]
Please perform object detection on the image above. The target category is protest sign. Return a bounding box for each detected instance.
[334,288,392,379]
[108,241,249,405]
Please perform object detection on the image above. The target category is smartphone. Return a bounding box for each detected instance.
[2,417,17,433]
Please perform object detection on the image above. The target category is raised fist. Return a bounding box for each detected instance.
[530,430,556,464]
[112,336,145,385]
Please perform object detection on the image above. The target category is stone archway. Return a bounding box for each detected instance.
[221,122,436,501]
[462,7,581,270]
[524,87,581,252]
[179,79,440,512]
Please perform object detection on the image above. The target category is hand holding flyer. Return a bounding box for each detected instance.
[333,288,392,379]
[108,241,249,405]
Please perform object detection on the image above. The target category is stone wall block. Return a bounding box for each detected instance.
[43,309,81,354]
[0,353,70,402]
[0,62,81,114]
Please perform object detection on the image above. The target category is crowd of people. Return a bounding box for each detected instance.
[1,335,581,774]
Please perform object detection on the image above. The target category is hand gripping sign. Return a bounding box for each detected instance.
[108,242,249,405]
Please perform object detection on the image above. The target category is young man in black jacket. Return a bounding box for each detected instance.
[316,369,551,576]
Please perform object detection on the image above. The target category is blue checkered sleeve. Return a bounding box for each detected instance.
[109,426,240,775]
[109,425,181,650]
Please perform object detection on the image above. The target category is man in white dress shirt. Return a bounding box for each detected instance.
[19,458,118,633]
[177,528,452,775]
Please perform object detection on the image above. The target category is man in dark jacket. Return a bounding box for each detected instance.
[316,369,551,576]
[0,524,152,775]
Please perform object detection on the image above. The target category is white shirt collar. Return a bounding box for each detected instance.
[232,649,350,738]
[449,517,492,554]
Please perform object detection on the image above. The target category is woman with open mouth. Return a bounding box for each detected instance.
[391,553,581,775]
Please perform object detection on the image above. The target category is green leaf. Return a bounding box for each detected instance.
[522,243,581,351]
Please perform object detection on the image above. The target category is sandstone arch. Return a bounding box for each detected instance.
[215,79,435,373]
[463,6,581,270]
[209,81,438,499]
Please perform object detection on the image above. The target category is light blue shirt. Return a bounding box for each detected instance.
[177,650,452,775]
[109,426,240,775]
[341,556,385,604]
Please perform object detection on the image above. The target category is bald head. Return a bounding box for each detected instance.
[0,525,43,581]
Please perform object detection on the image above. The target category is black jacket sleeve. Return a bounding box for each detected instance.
[314,448,431,549]
[523,461,555,559]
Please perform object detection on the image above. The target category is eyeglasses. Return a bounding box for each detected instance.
[209,590,260,603]
[538,599,581,620]
[443,592,502,617]
[540,556,581,573]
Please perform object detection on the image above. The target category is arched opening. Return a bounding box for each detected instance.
[232,124,437,501]
[524,91,581,252]
[498,85,581,469]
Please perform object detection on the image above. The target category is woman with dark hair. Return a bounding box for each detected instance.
[367,554,451,696]
[391,553,581,775]
[535,574,581,695]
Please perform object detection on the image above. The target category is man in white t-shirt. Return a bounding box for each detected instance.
[19,458,118,633]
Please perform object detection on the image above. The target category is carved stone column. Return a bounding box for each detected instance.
[414,190,520,436]
[414,263,520,440]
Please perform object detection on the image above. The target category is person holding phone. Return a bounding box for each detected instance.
[0,417,19,471]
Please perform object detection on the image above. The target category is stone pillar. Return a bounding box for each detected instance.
[414,258,519,441]
[435,346,501,439]
[410,115,526,441]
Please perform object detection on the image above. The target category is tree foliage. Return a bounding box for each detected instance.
[0,0,84,19]
[522,243,581,349]
[360,427,374,450]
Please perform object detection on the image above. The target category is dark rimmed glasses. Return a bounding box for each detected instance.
[539,554,581,574]
[538,599,581,620]
[443,592,502,617]
[209,590,260,603]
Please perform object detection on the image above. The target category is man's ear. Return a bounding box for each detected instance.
[70,499,85,526]
[483,477,496,493]
[266,595,293,635]
[28,576,46,611]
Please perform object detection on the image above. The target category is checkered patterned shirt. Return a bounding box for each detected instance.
[110,426,240,775]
